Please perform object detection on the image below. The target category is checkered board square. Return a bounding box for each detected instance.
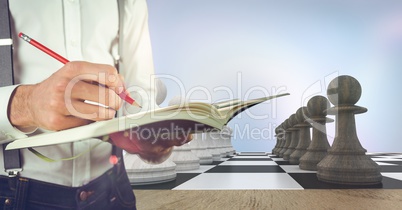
[132,152,402,190]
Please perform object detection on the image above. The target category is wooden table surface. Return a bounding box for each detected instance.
[134,189,402,210]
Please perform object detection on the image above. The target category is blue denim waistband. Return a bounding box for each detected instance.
[0,164,133,209]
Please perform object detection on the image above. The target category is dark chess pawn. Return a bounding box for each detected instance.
[289,107,311,164]
[275,123,286,155]
[278,119,291,158]
[273,124,283,155]
[283,114,299,160]
[299,96,333,170]
[272,126,280,155]
[317,75,382,185]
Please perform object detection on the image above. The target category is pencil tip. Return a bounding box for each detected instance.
[132,101,142,108]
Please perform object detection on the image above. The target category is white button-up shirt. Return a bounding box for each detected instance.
[0,0,156,187]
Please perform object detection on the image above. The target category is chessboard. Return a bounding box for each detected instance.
[131,152,402,190]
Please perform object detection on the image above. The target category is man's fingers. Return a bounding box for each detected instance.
[62,61,125,95]
[20,61,125,131]
[66,99,117,121]
[69,81,122,110]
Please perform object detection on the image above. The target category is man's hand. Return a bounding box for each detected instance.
[9,61,125,131]
[109,131,193,164]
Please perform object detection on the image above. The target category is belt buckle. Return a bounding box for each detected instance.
[5,168,22,177]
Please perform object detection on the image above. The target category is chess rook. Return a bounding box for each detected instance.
[317,75,382,185]
[299,95,333,171]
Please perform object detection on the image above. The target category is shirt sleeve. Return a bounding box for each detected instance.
[0,85,36,143]
[119,0,159,117]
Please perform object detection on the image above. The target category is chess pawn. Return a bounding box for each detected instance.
[124,154,177,185]
[272,126,280,155]
[276,124,286,155]
[167,95,200,170]
[123,80,178,185]
[317,75,382,185]
[169,143,200,171]
[289,107,311,164]
[217,127,230,157]
[210,130,227,158]
[272,124,281,155]
[189,133,213,165]
[273,124,285,155]
[283,114,299,160]
[221,126,235,156]
[225,127,236,155]
[299,96,333,171]
[205,131,222,161]
[278,119,291,157]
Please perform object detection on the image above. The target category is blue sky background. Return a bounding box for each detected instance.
[147,0,402,152]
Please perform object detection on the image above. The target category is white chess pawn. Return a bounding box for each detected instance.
[205,131,222,161]
[214,130,228,157]
[166,95,200,170]
[189,133,213,164]
[168,143,200,171]
[222,126,235,155]
[123,153,176,185]
[123,78,178,185]
[168,95,186,106]
[219,126,233,156]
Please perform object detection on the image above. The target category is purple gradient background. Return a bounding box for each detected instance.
[147,0,402,152]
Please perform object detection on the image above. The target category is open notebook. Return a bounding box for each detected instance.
[6,93,289,150]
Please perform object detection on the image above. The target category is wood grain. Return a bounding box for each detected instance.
[134,190,402,210]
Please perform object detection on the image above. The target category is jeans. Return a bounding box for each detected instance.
[0,163,136,210]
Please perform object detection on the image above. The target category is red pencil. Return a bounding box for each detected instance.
[18,32,141,108]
